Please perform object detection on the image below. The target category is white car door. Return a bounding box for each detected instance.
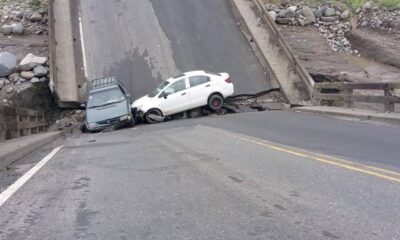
[187,75,212,108]
[160,78,191,116]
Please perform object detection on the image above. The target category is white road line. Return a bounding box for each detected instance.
[0,146,63,208]
[78,11,88,78]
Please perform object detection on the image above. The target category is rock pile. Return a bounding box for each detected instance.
[0,1,48,36]
[266,3,356,53]
[266,1,400,54]
[357,5,400,34]
[0,52,49,94]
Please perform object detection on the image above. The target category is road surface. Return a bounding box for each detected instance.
[77,0,271,99]
[1,111,400,239]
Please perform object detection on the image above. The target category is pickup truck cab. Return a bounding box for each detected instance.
[82,77,134,132]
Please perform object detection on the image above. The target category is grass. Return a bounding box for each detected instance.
[378,0,400,7]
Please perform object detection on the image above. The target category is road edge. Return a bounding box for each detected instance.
[0,131,63,170]
[294,106,400,124]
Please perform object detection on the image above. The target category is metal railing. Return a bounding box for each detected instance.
[313,82,400,112]
[0,105,46,142]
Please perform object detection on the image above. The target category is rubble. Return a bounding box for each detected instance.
[0,1,48,36]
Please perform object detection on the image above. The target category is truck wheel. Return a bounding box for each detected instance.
[145,109,163,124]
[81,124,89,133]
[208,93,224,111]
[127,118,135,128]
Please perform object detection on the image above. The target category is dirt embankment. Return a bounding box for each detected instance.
[263,0,400,83]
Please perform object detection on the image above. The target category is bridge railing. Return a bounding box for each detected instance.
[0,105,46,142]
[313,82,400,113]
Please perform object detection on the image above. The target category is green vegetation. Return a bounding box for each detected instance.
[377,0,400,7]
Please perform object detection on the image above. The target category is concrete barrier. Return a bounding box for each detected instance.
[231,0,315,105]
[0,131,62,169]
[48,0,84,107]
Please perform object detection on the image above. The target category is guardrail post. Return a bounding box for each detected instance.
[0,105,5,141]
[343,88,353,108]
[312,84,321,105]
[384,88,395,113]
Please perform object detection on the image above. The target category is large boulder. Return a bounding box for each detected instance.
[324,7,336,17]
[18,53,47,71]
[12,23,24,34]
[33,65,48,77]
[301,6,316,25]
[278,9,296,18]
[29,12,42,22]
[1,24,13,35]
[340,10,350,20]
[0,52,17,77]
[269,11,277,21]
[363,1,373,10]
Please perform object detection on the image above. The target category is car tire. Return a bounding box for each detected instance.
[81,124,89,133]
[145,109,163,124]
[208,93,224,111]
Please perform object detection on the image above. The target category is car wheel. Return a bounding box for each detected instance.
[81,124,89,133]
[208,93,224,111]
[145,109,163,124]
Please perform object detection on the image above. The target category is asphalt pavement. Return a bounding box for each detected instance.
[77,0,271,99]
[0,111,400,239]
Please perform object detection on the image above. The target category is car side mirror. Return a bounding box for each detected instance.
[160,92,168,99]
[80,102,86,109]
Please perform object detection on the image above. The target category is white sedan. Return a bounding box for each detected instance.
[131,70,234,123]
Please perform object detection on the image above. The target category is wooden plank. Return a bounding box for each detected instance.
[315,93,400,104]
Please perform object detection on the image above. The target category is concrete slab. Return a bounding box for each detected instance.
[0,131,62,169]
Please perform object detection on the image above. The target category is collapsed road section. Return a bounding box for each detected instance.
[48,0,315,107]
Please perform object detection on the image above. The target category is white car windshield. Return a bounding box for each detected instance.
[149,81,169,97]
[87,88,125,108]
